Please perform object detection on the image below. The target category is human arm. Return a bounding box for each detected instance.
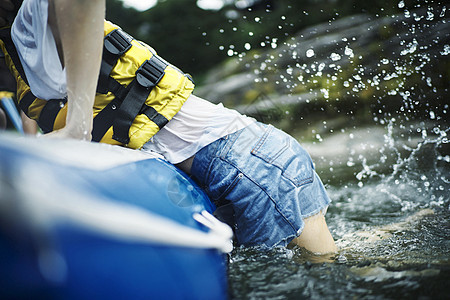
[46,0,105,140]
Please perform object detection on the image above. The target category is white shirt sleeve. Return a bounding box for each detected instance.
[11,0,67,100]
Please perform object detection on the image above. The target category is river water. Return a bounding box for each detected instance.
[227,119,449,299]
[224,2,449,299]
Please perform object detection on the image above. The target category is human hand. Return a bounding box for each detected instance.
[0,0,22,27]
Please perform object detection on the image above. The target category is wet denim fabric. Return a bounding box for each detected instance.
[191,122,331,248]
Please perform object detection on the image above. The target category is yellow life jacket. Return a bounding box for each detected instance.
[0,21,194,149]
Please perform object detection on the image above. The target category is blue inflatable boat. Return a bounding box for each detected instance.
[0,133,232,299]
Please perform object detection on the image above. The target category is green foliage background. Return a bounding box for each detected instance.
[105,0,409,81]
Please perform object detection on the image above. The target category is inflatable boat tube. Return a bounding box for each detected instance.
[0,133,232,299]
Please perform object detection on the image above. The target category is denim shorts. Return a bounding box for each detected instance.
[191,122,331,248]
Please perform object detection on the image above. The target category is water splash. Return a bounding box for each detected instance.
[202,2,449,297]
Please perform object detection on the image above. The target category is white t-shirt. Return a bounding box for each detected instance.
[11,0,66,100]
[11,0,255,164]
[142,94,254,163]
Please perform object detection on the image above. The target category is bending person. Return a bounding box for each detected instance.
[1,0,337,254]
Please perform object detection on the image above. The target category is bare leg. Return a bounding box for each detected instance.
[289,213,337,254]
[20,111,37,135]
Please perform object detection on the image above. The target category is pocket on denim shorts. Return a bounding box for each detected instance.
[208,167,244,207]
[250,125,314,187]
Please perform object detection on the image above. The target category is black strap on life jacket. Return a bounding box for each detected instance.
[97,28,132,94]
[112,55,168,144]
[38,98,67,132]
[0,26,66,133]
[93,28,169,144]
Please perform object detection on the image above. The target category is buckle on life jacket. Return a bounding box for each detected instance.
[98,29,133,94]
[136,55,167,88]
[111,55,168,144]
[104,29,132,56]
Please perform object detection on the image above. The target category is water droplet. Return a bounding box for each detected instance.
[306,49,315,58]
[441,44,450,56]
[398,0,405,8]
[400,40,418,55]
[344,46,354,57]
[330,53,341,61]
[320,89,329,99]
[440,6,446,18]
[271,38,278,49]
[422,129,428,139]
[318,63,326,72]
